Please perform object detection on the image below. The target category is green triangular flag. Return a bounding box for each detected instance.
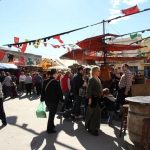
[130,33,138,39]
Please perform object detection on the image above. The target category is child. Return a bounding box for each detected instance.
[102,88,116,126]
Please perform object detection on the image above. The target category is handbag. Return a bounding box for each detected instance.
[36,102,47,118]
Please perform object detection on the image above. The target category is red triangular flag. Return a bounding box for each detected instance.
[21,43,28,53]
[53,35,64,44]
[121,5,140,15]
[0,51,5,60]
[51,44,60,48]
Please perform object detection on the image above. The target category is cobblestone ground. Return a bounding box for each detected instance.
[0,94,134,150]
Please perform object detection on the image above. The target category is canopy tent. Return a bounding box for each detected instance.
[76,34,143,52]
[74,34,145,64]
[60,49,145,62]
[48,65,69,70]
[0,63,18,69]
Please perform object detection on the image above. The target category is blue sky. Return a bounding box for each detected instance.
[0,0,150,58]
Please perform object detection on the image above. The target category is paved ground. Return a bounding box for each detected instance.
[0,94,134,150]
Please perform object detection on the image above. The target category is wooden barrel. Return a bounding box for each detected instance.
[127,102,150,144]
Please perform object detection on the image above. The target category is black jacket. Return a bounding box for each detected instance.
[72,73,84,95]
[41,77,63,107]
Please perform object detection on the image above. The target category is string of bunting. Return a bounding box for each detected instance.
[105,28,150,41]
[130,36,150,45]
[3,5,150,48]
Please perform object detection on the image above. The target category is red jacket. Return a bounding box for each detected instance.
[61,75,70,93]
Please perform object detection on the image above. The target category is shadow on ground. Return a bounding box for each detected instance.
[30,117,133,150]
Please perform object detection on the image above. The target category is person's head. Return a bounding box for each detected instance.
[78,66,84,75]
[1,71,5,76]
[122,64,129,72]
[64,71,71,77]
[21,71,24,75]
[49,69,58,79]
[26,73,30,76]
[103,88,110,96]
[6,72,10,76]
[91,67,100,77]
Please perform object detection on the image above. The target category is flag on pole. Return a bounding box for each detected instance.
[121,5,140,15]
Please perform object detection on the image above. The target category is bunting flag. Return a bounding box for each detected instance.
[21,43,28,53]
[34,40,41,48]
[51,44,60,48]
[14,37,19,43]
[0,51,6,61]
[130,33,138,39]
[53,35,64,44]
[66,47,71,52]
[14,37,20,48]
[121,5,140,15]
[44,43,47,47]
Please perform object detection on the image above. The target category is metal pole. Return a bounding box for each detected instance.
[102,20,106,64]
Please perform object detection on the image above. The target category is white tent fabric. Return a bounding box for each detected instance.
[0,63,18,69]
[48,65,69,70]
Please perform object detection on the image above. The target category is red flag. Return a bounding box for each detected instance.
[0,51,5,60]
[121,5,140,15]
[51,44,60,48]
[21,43,28,53]
[53,35,64,44]
[14,37,20,48]
[14,37,19,43]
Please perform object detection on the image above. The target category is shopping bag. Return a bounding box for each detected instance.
[36,102,47,118]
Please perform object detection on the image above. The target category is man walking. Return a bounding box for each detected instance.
[41,69,63,133]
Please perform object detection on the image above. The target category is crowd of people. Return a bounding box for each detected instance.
[0,63,133,136]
